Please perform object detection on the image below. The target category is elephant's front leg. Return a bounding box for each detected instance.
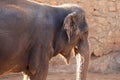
[28,46,49,80]
[30,63,49,80]
[22,72,30,80]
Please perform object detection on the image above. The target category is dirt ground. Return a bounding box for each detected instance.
[0,72,120,80]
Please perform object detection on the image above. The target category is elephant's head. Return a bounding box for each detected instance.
[54,9,89,64]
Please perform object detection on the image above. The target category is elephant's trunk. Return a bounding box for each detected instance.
[75,33,90,80]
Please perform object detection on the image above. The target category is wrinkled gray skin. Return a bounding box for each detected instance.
[0,0,89,80]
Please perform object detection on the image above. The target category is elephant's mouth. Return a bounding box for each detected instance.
[74,46,79,55]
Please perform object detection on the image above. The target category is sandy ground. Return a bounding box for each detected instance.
[0,72,120,80]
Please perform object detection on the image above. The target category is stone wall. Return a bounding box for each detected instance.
[33,0,120,73]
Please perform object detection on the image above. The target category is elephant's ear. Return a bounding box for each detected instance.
[63,11,86,43]
[63,13,73,42]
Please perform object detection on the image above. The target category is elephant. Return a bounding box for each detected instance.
[0,0,90,80]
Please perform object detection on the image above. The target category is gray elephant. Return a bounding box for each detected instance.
[0,0,90,80]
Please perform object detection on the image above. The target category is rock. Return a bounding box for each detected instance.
[108,1,117,12]
[89,52,120,73]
